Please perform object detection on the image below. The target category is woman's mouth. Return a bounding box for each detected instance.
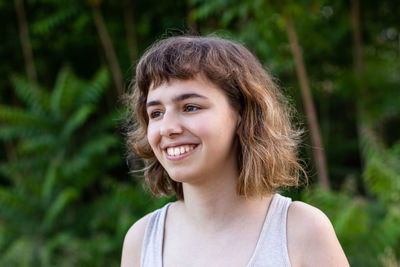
[165,144,197,160]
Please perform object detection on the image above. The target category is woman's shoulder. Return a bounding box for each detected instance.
[120,213,152,267]
[287,201,349,267]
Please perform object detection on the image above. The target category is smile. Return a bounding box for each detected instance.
[165,144,197,159]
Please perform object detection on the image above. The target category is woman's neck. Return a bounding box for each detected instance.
[178,169,272,233]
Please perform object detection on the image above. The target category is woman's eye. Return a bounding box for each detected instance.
[149,110,163,119]
[184,105,200,112]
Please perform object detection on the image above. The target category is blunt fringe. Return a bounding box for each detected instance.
[126,35,304,200]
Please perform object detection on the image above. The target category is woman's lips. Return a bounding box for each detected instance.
[164,144,198,160]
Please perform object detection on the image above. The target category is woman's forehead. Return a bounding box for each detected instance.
[146,77,226,103]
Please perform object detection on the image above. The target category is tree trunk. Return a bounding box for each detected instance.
[351,0,372,167]
[351,0,364,79]
[123,0,138,67]
[92,5,124,96]
[285,16,330,190]
[14,0,37,88]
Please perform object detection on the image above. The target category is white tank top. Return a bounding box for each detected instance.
[140,193,292,267]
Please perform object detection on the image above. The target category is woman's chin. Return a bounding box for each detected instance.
[167,170,200,184]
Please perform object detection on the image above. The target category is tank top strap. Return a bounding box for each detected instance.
[246,193,292,267]
[140,202,171,267]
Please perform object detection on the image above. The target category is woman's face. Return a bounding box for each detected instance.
[146,76,240,184]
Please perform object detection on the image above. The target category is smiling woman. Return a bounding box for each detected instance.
[122,36,349,267]
[145,77,239,185]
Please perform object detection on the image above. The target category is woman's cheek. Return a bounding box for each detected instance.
[146,125,159,150]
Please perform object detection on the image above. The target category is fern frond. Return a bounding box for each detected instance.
[11,75,50,111]
[0,157,47,182]
[361,126,400,203]
[41,232,74,265]
[0,238,35,266]
[60,104,94,140]
[16,134,57,155]
[1,66,126,266]
[42,156,62,202]
[87,107,125,135]
[364,158,400,203]
[360,204,400,257]
[64,135,119,176]
[43,187,78,230]
[333,199,368,241]
[0,105,51,128]
[0,187,33,219]
[377,205,400,248]
[79,67,110,105]
[0,125,43,140]
[59,73,85,113]
[51,67,71,116]
[79,134,119,156]
[10,75,42,111]
[31,5,78,35]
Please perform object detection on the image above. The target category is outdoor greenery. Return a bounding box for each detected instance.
[1,0,399,266]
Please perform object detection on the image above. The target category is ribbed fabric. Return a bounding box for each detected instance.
[140,194,292,267]
[246,194,292,267]
[140,202,172,267]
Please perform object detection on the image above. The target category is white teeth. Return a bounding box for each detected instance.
[166,145,195,156]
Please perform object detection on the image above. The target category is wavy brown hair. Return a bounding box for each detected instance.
[126,35,304,200]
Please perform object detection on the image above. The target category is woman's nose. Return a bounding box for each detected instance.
[159,111,183,137]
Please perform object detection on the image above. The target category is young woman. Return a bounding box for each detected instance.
[121,36,349,267]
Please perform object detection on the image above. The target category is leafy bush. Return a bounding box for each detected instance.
[0,68,165,266]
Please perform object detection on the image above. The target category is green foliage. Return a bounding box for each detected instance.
[0,67,165,266]
[302,124,400,266]
[2,0,400,265]
[32,5,79,35]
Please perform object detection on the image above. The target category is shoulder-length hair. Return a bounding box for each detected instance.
[126,35,304,200]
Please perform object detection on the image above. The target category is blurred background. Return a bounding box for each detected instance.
[1,0,399,266]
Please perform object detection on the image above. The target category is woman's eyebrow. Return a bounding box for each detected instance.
[172,93,207,102]
[146,100,161,109]
[146,93,207,109]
